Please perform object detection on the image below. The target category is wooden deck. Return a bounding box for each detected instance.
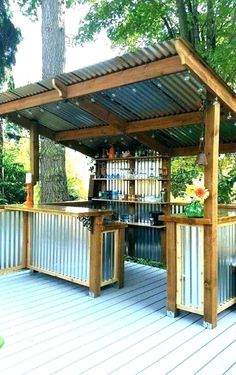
[0,262,235,375]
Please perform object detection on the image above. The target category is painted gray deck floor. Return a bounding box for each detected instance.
[0,262,235,375]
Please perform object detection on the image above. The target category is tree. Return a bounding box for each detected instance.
[76,0,236,87]
[17,0,76,202]
[0,0,21,193]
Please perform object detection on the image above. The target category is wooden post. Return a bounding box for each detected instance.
[116,228,125,288]
[89,216,103,297]
[30,126,39,185]
[166,221,179,317]
[22,212,29,268]
[203,101,220,328]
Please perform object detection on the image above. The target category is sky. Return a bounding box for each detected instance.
[10,1,118,87]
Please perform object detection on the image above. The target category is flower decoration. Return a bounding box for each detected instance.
[185,183,209,203]
[184,182,209,218]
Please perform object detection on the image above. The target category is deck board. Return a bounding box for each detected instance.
[0,262,235,375]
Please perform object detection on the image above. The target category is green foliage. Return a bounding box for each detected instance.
[0,149,26,204]
[17,0,80,19]
[218,155,236,203]
[76,0,236,87]
[124,255,166,269]
[0,1,21,85]
[171,157,203,198]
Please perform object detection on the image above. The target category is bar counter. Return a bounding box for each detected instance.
[161,209,236,328]
[1,204,127,297]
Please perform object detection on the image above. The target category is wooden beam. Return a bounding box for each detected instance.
[166,221,179,317]
[77,98,126,132]
[203,101,220,328]
[0,56,185,116]
[171,142,236,157]
[55,111,202,141]
[30,126,39,185]
[135,134,169,153]
[126,111,203,133]
[175,39,236,114]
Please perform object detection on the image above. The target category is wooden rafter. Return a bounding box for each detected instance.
[171,142,236,156]
[175,39,236,114]
[76,98,126,133]
[55,111,203,141]
[0,56,185,116]
[134,134,168,153]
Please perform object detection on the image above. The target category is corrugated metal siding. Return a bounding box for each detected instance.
[177,224,204,310]
[133,227,162,261]
[0,210,23,269]
[218,223,236,305]
[102,231,115,281]
[30,212,90,282]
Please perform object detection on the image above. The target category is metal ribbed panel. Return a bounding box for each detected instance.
[133,227,162,261]
[0,211,23,269]
[171,204,185,214]
[218,223,236,305]
[30,213,90,282]
[102,231,115,281]
[177,224,204,310]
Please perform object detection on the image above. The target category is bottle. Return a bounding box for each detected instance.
[161,188,166,203]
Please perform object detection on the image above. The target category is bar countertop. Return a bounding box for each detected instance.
[161,207,236,225]
[3,204,112,217]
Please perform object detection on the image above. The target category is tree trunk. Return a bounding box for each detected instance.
[175,0,190,41]
[206,0,216,51]
[40,0,69,203]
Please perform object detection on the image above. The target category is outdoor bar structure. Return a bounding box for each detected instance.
[0,38,235,328]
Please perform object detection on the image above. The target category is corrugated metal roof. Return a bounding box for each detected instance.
[0,40,177,105]
[0,39,235,155]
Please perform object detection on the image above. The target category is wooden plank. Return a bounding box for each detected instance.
[134,133,169,154]
[0,56,185,116]
[115,228,125,288]
[166,221,179,316]
[89,216,103,297]
[203,101,220,328]
[30,126,39,184]
[22,212,29,268]
[55,111,202,141]
[78,98,126,132]
[171,142,236,156]
[175,39,236,113]
[160,214,211,225]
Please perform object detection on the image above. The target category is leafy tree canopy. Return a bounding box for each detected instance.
[17,0,79,19]
[76,0,236,87]
[0,0,21,85]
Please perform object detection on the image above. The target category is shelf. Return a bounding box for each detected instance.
[127,222,166,229]
[92,198,168,205]
[96,155,169,161]
[94,177,169,181]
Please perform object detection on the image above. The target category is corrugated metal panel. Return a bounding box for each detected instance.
[0,210,23,269]
[134,227,162,261]
[177,224,204,310]
[30,212,90,282]
[0,40,177,105]
[102,231,115,281]
[218,223,236,305]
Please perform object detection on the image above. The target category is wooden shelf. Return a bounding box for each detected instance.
[94,177,169,181]
[127,222,166,229]
[92,198,168,205]
[96,155,169,161]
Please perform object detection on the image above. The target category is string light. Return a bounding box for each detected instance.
[227,112,232,120]
[184,71,191,81]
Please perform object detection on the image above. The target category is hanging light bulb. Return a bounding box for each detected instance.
[197,136,208,166]
[213,97,218,105]
[227,112,232,120]
[184,71,191,81]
